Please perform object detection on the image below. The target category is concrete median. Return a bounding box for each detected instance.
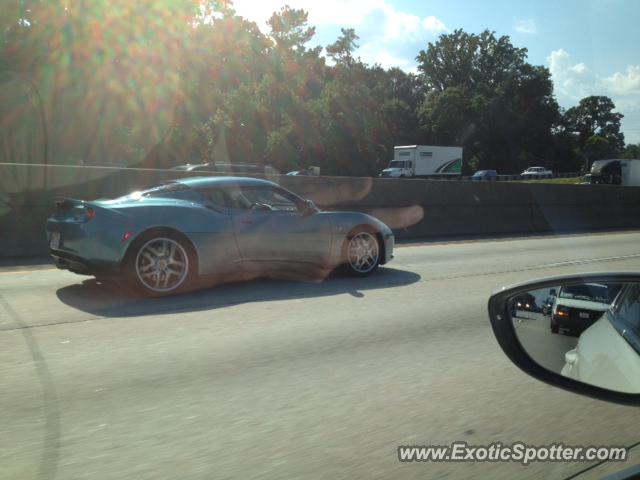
[1,162,640,258]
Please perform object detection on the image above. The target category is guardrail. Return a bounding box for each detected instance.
[433,172,583,181]
[0,163,638,258]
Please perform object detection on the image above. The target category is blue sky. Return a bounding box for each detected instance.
[233,0,640,143]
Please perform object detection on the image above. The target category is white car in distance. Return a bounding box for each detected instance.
[521,166,553,179]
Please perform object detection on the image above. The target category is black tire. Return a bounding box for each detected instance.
[123,230,197,297]
[341,229,381,277]
[551,323,559,334]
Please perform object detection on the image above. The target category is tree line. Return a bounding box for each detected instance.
[1,0,638,176]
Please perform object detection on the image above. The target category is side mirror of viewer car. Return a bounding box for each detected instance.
[300,199,318,216]
[488,273,640,405]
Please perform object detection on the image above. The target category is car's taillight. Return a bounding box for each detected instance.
[71,206,96,222]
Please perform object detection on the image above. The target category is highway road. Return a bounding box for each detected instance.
[2,231,640,480]
[513,312,579,374]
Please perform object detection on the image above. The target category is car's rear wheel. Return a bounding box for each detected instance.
[343,230,380,277]
[126,233,196,296]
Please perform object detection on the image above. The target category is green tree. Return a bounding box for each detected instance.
[326,28,359,67]
[268,6,315,51]
[563,96,625,152]
[416,30,559,173]
[583,135,618,168]
[622,143,640,159]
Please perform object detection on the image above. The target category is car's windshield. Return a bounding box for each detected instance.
[559,284,616,303]
[389,160,408,168]
[608,284,640,355]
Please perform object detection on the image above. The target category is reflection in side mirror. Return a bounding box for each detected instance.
[507,280,640,394]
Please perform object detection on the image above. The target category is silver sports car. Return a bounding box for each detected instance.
[47,176,395,296]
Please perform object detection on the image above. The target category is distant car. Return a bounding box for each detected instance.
[46,177,395,296]
[171,163,200,171]
[542,296,555,316]
[521,166,553,179]
[470,170,498,181]
[171,163,279,175]
[550,283,622,336]
[514,293,537,313]
[286,168,318,176]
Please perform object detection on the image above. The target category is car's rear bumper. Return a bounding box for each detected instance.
[51,249,91,274]
[552,313,602,334]
[47,216,128,275]
[50,249,120,276]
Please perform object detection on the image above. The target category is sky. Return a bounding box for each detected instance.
[232,0,640,144]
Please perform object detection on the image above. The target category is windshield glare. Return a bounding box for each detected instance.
[389,161,408,168]
[3,1,640,479]
[559,284,612,303]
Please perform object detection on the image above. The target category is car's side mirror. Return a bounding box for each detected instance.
[300,199,318,216]
[488,273,640,405]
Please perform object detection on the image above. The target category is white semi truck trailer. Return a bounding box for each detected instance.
[585,158,640,186]
[379,145,463,178]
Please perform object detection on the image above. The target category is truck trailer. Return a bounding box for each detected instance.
[584,158,640,186]
[379,145,463,178]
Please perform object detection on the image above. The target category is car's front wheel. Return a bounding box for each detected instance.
[343,230,381,277]
[125,233,196,296]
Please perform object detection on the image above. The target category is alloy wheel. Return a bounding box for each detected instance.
[135,237,189,293]
[347,232,379,274]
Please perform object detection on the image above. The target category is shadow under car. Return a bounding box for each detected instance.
[55,267,421,318]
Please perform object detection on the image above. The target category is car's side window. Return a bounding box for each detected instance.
[615,284,640,334]
[196,188,238,209]
[240,187,299,212]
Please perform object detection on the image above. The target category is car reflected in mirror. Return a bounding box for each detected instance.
[488,274,640,404]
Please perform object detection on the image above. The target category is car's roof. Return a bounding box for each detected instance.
[175,176,277,189]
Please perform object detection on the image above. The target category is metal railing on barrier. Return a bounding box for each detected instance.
[461,172,583,182]
[379,172,583,181]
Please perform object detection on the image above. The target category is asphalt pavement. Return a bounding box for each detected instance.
[2,231,640,480]
[513,312,579,373]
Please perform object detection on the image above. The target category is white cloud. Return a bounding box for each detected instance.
[571,63,588,74]
[380,8,447,42]
[382,8,422,41]
[547,49,598,100]
[547,48,640,143]
[232,0,447,70]
[360,47,413,69]
[422,16,448,35]
[233,0,385,30]
[603,65,640,96]
[514,18,537,35]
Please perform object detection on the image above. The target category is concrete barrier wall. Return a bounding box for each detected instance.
[1,162,640,258]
